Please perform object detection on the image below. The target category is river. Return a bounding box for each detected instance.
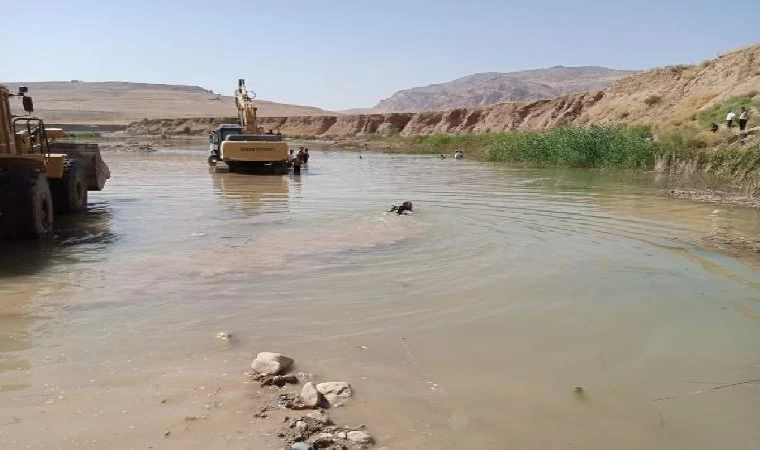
[1,148,759,449]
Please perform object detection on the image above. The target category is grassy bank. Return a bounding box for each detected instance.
[404,125,659,166]
[394,125,760,195]
[695,92,759,128]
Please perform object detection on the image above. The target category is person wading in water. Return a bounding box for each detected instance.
[289,149,302,174]
[388,201,413,215]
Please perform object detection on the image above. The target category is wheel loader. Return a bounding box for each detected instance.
[207,79,289,174]
[0,85,110,239]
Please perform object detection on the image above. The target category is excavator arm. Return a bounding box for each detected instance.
[235,79,258,134]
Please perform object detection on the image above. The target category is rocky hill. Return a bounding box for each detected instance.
[366,66,633,113]
[2,81,335,125]
[127,43,760,138]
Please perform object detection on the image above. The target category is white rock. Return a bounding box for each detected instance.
[299,382,323,408]
[316,381,352,405]
[347,430,373,445]
[251,352,294,376]
[336,431,348,440]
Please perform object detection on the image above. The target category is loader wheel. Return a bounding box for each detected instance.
[50,158,88,214]
[208,155,219,166]
[0,170,54,239]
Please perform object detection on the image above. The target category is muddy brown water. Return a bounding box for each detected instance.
[1,149,759,450]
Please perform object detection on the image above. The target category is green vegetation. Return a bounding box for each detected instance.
[656,142,760,194]
[485,125,658,168]
[400,126,657,167]
[407,133,500,156]
[64,131,102,139]
[385,125,760,193]
[695,92,759,128]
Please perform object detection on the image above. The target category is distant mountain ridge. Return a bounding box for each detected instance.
[2,81,335,125]
[129,42,760,139]
[366,66,634,113]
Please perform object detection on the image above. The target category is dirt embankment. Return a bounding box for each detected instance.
[3,81,336,125]
[126,43,760,138]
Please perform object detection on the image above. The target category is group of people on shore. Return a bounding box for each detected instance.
[710,107,751,133]
[725,107,751,131]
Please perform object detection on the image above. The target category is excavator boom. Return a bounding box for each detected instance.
[235,79,257,134]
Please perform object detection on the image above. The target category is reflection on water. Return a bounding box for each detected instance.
[0,149,758,449]
[212,172,289,213]
[0,204,114,392]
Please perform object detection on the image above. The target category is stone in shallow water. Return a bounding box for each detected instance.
[316,381,352,405]
[299,382,323,409]
[347,430,373,444]
[251,352,294,376]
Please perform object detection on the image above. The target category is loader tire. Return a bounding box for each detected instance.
[0,170,54,239]
[50,158,88,214]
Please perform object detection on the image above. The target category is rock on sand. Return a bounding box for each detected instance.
[290,443,314,450]
[347,430,374,444]
[299,382,324,408]
[316,381,353,405]
[251,352,294,376]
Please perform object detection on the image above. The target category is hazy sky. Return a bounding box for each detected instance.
[2,0,758,110]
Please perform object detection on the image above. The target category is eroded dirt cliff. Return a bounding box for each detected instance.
[126,43,760,137]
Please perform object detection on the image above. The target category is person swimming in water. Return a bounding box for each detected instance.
[388,201,413,215]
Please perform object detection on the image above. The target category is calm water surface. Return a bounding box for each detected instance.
[1,149,759,449]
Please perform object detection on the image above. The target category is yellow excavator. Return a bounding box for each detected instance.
[0,85,110,239]
[207,79,290,174]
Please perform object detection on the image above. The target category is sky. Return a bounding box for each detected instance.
[1,0,758,110]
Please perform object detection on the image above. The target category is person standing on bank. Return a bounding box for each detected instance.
[739,107,749,131]
[726,110,736,128]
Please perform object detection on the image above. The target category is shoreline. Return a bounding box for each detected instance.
[281,134,760,210]
[77,133,760,211]
[83,135,760,257]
